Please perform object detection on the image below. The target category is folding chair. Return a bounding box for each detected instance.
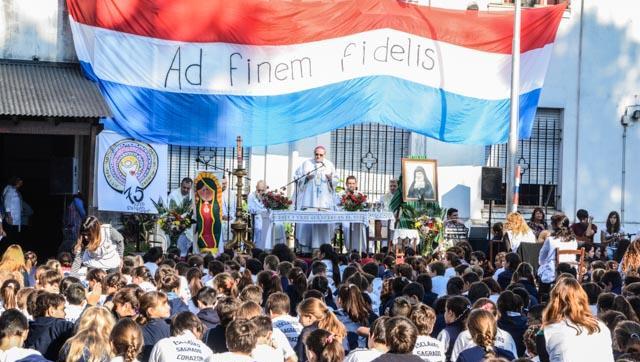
[555,247,586,281]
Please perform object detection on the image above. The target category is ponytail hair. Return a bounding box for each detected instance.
[136,291,167,325]
[446,296,471,323]
[110,318,143,362]
[337,284,370,325]
[288,267,307,296]
[0,279,20,310]
[257,270,283,304]
[551,213,575,241]
[297,298,346,341]
[132,266,154,284]
[303,328,345,362]
[466,309,498,358]
[319,244,341,286]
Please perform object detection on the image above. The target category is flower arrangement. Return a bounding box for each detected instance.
[152,198,193,247]
[262,190,293,210]
[414,214,445,256]
[341,191,368,212]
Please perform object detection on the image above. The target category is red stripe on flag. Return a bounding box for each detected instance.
[66,0,567,54]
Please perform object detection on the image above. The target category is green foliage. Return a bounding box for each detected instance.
[399,197,444,229]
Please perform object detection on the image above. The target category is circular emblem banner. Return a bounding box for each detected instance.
[103,139,159,192]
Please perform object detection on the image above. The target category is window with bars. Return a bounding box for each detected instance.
[167,146,251,192]
[485,108,562,207]
[331,123,411,201]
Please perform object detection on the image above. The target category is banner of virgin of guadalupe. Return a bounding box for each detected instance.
[194,172,223,254]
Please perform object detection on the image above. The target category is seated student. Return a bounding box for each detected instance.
[497,253,521,291]
[132,266,156,293]
[156,270,189,317]
[62,282,86,323]
[450,298,517,361]
[523,324,542,362]
[370,317,423,362]
[110,318,143,362]
[456,309,516,362]
[601,270,623,295]
[345,316,389,362]
[304,328,345,362]
[213,319,258,362]
[466,283,490,305]
[444,253,460,279]
[143,247,163,277]
[0,309,47,362]
[195,287,219,329]
[409,304,445,362]
[137,292,171,361]
[239,284,263,305]
[492,252,507,282]
[416,274,438,308]
[286,267,308,316]
[437,296,471,361]
[251,316,284,361]
[446,277,465,297]
[204,296,240,353]
[296,298,347,362]
[511,263,539,302]
[428,262,448,297]
[235,301,296,362]
[267,292,303,349]
[614,321,640,361]
[336,284,377,351]
[37,270,62,294]
[497,290,528,357]
[148,311,213,362]
[24,292,74,360]
[544,278,614,361]
[112,287,140,320]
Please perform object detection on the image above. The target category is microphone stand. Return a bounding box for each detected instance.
[279,163,326,210]
[278,162,326,254]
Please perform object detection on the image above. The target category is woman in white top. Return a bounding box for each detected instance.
[72,216,124,272]
[503,212,536,253]
[542,277,614,362]
[148,312,214,362]
[537,214,578,288]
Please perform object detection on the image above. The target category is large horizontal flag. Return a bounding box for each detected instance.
[67,0,566,147]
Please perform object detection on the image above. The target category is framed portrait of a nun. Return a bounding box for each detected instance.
[401,159,438,202]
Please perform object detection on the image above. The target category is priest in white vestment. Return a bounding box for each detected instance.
[167,178,194,256]
[294,146,338,252]
[339,176,367,252]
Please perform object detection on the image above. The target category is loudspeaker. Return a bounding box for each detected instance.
[50,157,78,195]
[481,167,502,201]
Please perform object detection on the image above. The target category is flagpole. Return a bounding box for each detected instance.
[506,0,522,214]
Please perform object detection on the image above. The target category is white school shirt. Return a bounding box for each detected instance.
[148,330,214,362]
[431,276,448,297]
[450,328,517,361]
[272,314,304,348]
[272,328,296,359]
[345,348,384,362]
[65,302,86,323]
[538,236,578,283]
[252,344,284,362]
[544,320,614,362]
[507,229,537,253]
[212,352,256,362]
[0,347,41,362]
[412,334,445,362]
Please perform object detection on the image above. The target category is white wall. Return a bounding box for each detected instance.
[0,0,76,62]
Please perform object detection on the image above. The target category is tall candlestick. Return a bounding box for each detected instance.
[236,136,242,165]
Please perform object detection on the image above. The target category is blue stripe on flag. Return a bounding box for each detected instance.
[81,62,541,147]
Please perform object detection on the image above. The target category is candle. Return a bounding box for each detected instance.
[236,136,242,164]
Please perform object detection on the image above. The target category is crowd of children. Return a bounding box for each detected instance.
[0,211,638,362]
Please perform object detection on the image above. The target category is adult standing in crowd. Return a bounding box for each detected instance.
[168,178,194,257]
[2,177,23,246]
[61,192,87,253]
[339,176,366,252]
[294,146,338,252]
[537,214,578,293]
